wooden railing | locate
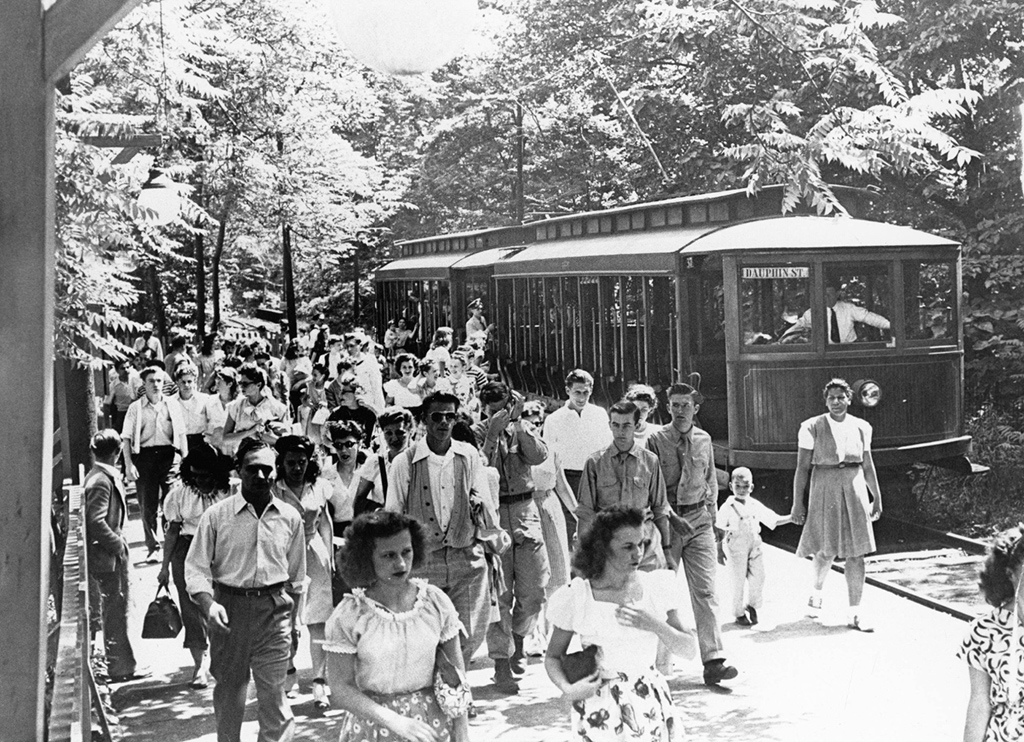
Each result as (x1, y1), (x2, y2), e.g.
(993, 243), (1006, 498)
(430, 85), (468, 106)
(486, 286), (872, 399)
(46, 481), (111, 742)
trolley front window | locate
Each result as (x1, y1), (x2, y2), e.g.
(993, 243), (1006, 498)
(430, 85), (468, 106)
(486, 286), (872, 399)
(904, 260), (956, 344)
(822, 263), (892, 347)
(741, 266), (810, 346)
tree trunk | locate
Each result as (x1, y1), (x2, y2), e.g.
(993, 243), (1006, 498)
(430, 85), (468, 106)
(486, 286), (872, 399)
(195, 231), (206, 340)
(212, 214), (227, 332)
(147, 263), (168, 344)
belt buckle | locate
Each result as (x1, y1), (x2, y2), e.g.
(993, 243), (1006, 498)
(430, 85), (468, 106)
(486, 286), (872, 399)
(838, 462), (847, 469)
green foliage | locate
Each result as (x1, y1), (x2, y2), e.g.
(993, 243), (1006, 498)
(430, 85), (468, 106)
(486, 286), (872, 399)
(914, 405), (1024, 538)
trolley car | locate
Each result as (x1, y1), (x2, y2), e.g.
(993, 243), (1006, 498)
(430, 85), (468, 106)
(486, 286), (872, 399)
(375, 185), (972, 474)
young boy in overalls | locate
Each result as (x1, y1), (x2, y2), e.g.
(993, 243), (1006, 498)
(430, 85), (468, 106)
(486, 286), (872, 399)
(716, 467), (791, 625)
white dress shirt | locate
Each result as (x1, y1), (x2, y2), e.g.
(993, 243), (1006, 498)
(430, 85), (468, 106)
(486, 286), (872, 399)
(542, 402), (613, 471)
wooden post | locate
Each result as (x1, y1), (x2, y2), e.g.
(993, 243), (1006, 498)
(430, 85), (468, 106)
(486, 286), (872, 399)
(0, 8), (59, 737)
(1, 0), (143, 738)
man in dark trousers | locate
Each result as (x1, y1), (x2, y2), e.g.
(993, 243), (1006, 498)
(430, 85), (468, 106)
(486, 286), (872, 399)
(84, 428), (145, 682)
(186, 437), (306, 742)
(476, 381), (550, 693)
(647, 382), (737, 686)
(121, 365), (188, 562)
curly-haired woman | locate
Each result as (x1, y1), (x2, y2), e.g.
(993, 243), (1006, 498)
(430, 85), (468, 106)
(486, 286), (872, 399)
(325, 511), (470, 742)
(545, 505), (695, 742)
(157, 443), (232, 688)
(960, 526), (1024, 742)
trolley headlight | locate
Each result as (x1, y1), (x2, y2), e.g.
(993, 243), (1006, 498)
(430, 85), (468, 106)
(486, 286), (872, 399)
(852, 379), (882, 408)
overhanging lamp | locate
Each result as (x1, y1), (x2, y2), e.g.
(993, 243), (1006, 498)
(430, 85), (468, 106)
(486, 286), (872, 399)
(327, 0), (479, 76)
(137, 168), (180, 225)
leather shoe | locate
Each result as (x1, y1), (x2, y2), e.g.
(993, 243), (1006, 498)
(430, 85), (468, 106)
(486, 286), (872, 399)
(746, 606), (758, 625)
(190, 667), (212, 689)
(735, 614), (752, 626)
(492, 659), (519, 694)
(702, 660), (738, 686)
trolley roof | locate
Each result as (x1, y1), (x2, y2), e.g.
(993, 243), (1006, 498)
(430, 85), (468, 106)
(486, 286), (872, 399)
(493, 216), (957, 276)
(685, 215), (959, 254)
(376, 216), (959, 280)
(373, 251), (472, 280)
(493, 226), (718, 276)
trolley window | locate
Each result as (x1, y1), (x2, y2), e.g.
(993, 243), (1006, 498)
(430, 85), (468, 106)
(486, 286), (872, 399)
(904, 260), (956, 344)
(741, 266), (810, 346)
(822, 263), (892, 347)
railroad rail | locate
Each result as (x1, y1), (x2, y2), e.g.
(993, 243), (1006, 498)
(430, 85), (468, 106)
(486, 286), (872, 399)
(764, 515), (989, 622)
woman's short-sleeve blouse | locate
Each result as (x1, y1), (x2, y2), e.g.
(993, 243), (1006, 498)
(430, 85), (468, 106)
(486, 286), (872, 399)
(957, 607), (1024, 741)
(163, 483), (227, 536)
(324, 579), (464, 695)
(547, 571), (684, 677)
(797, 414), (872, 459)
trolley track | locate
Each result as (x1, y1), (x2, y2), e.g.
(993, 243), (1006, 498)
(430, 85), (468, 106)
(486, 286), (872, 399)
(763, 515), (989, 621)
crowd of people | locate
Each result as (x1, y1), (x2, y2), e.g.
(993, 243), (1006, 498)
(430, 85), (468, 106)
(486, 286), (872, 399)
(83, 310), (908, 742)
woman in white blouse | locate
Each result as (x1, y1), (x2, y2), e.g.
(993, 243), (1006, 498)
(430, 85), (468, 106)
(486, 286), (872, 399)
(790, 378), (883, 632)
(545, 506), (695, 742)
(157, 443), (232, 689)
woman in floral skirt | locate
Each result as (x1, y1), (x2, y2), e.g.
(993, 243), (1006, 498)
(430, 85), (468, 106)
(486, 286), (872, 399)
(545, 506), (695, 742)
(325, 511), (470, 742)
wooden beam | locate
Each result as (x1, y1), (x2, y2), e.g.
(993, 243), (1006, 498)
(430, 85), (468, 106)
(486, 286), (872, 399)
(80, 134), (164, 148)
(43, 0), (145, 82)
(0, 2), (57, 738)
(111, 147), (142, 164)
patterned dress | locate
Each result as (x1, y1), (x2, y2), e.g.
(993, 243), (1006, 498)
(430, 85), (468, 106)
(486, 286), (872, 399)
(324, 579), (465, 742)
(547, 571), (684, 742)
(958, 607), (1024, 741)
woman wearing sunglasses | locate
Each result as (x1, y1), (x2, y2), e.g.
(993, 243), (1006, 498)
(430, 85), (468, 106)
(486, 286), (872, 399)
(324, 420), (368, 539)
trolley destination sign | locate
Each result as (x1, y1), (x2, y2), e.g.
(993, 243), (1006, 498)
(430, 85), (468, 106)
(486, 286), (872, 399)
(742, 266), (810, 279)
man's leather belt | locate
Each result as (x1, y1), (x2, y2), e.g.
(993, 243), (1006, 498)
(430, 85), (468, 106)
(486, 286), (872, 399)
(675, 501), (706, 513)
(499, 491), (534, 504)
(814, 462), (862, 469)
(214, 581), (287, 597)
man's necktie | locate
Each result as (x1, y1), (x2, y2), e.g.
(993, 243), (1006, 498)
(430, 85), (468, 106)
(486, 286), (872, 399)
(830, 308), (841, 344)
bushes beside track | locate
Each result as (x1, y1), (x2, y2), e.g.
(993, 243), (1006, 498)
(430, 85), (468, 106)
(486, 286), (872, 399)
(913, 405), (1024, 539)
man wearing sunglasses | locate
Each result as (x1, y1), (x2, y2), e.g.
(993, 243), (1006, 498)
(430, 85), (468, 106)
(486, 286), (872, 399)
(385, 391), (493, 673)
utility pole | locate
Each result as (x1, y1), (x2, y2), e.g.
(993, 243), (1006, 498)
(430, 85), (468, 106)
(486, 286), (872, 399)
(515, 102), (525, 224)
(282, 223), (297, 340)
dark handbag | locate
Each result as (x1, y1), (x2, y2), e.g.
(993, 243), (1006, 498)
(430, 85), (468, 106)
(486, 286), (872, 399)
(561, 644), (599, 684)
(141, 586), (183, 639)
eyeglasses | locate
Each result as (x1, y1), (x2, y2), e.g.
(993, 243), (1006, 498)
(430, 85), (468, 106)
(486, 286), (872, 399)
(428, 412), (459, 423)
(334, 440), (359, 449)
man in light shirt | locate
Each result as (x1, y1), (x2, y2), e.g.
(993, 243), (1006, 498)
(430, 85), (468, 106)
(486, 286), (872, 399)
(385, 391), (493, 670)
(169, 360), (216, 451)
(577, 400), (673, 571)
(120, 366), (188, 561)
(647, 382), (736, 686)
(541, 368), (612, 544)
(185, 438), (306, 742)
(781, 282), (890, 344)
